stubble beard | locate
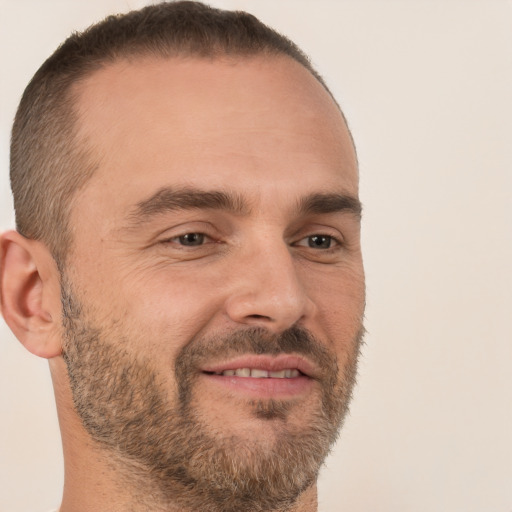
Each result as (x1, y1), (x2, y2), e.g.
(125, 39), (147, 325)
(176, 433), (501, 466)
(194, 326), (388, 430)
(61, 280), (363, 512)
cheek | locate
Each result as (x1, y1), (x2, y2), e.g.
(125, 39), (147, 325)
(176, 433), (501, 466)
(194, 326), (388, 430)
(77, 248), (228, 321)
(115, 264), (229, 347)
(303, 263), (365, 342)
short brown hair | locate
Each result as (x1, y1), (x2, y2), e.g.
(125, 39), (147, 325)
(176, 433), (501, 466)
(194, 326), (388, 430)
(10, 1), (336, 264)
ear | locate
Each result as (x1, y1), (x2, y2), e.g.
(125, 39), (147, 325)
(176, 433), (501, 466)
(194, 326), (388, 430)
(0, 230), (62, 358)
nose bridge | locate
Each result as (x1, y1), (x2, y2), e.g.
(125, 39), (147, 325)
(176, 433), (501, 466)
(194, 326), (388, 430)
(224, 233), (313, 331)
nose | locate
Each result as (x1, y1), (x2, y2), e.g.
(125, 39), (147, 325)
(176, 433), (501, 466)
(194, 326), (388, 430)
(224, 239), (316, 333)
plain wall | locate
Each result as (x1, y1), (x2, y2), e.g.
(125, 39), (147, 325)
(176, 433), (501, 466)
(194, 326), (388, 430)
(1, 1), (511, 510)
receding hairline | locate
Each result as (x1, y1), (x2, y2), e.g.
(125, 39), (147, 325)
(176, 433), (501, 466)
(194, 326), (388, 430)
(67, 51), (356, 188)
(69, 51), (348, 125)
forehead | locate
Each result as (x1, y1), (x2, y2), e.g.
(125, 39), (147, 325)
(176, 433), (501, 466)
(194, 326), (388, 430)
(71, 55), (358, 221)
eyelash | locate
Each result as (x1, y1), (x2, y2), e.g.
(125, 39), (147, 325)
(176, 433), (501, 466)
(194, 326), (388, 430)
(162, 232), (342, 250)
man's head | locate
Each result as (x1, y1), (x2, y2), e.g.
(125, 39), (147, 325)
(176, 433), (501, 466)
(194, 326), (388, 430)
(10, 0), (340, 266)
(1, 3), (364, 511)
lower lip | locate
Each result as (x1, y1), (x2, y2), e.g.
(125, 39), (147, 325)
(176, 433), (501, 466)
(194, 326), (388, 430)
(200, 373), (313, 399)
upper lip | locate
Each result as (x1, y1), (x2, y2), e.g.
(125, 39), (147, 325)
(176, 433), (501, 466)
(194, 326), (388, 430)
(200, 354), (320, 379)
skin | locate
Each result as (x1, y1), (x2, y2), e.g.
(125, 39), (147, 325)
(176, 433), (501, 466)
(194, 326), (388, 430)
(0, 55), (364, 511)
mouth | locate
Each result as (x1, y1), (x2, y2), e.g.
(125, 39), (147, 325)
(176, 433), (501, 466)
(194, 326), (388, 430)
(199, 355), (317, 399)
(201, 354), (317, 377)
(206, 368), (302, 378)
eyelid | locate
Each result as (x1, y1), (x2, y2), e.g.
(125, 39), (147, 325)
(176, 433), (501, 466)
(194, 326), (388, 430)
(154, 221), (218, 241)
(292, 223), (344, 243)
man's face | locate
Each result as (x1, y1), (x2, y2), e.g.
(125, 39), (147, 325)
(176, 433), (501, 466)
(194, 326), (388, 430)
(61, 55), (365, 509)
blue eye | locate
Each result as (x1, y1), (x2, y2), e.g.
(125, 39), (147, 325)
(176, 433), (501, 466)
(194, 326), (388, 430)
(176, 233), (205, 246)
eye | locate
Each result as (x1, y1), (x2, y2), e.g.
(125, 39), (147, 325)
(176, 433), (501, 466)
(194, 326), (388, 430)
(175, 233), (206, 246)
(308, 235), (333, 249)
(296, 234), (339, 250)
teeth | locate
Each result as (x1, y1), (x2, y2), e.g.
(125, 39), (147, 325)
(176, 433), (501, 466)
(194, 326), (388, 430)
(219, 368), (300, 378)
(251, 369), (269, 378)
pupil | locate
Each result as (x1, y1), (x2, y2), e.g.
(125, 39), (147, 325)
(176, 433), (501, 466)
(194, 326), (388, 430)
(179, 233), (204, 246)
(309, 235), (331, 249)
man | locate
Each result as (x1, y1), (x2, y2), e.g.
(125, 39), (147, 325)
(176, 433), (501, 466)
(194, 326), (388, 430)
(0, 2), (365, 511)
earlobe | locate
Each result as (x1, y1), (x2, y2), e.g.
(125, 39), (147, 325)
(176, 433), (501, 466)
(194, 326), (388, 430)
(0, 230), (62, 358)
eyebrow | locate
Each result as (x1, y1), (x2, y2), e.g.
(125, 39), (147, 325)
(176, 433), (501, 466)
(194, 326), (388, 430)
(126, 187), (362, 228)
(297, 193), (363, 219)
(128, 187), (249, 225)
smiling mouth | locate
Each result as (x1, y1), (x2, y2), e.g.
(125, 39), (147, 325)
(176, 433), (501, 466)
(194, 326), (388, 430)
(205, 368), (302, 378)
(201, 355), (317, 380)
(199, 358), (313, 399)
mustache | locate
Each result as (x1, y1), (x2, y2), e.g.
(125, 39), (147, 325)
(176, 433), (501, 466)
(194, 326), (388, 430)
(178, 326), (335, 366)
(174, 326), (339, 399)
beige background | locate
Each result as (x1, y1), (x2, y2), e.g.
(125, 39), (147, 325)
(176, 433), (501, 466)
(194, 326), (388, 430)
(1, 1), (511, 510)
